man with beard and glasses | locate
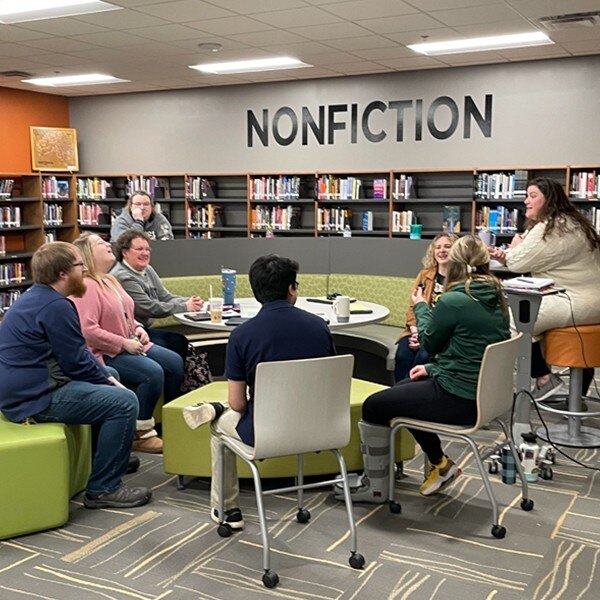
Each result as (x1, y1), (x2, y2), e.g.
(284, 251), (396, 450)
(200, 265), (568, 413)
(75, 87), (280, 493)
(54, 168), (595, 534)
(0, 242), (151, 509)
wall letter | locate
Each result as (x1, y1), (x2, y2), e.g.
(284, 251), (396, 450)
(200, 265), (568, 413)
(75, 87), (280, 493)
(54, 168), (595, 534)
(302, 106), (325, 145)
(388, 100), (412, 142)
(427, 96), (459, 140)
(328, 104), (348, 144)
(361, 101), (387, 143)
(272, 106), (298, 146)
(464, 94), (492, 138)
(247, 109), (268, 147)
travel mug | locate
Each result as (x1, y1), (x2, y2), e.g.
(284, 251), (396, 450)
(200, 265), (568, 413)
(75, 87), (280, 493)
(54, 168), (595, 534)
(221, 268), (236, 306)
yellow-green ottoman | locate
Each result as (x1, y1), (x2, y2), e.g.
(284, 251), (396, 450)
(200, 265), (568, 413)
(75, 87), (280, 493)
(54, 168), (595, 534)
(0, 417), (91, 540)
(162, 379), (415, 484)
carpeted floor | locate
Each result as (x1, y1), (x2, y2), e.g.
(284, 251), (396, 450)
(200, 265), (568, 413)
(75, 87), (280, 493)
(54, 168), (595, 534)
(2, 386), (600, 599)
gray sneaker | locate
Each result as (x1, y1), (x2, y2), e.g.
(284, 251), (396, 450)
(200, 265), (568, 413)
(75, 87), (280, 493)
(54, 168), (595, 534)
(532, 373), (566, 402)
(84, 484), (152, 509)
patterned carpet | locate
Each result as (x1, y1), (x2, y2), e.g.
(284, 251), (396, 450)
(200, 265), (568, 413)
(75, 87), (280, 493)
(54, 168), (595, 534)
(2, 387), (600, 599)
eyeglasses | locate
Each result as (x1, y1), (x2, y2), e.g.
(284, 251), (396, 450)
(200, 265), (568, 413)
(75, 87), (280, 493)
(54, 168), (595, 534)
(130, 246), (151, 253)
(294, 280), (300, 289)
(131, 202), (152, 207)
(71, 261), (87, 270)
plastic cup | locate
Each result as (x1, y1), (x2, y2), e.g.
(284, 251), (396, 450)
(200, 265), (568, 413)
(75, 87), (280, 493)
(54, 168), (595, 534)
(210, 297), (223, 323)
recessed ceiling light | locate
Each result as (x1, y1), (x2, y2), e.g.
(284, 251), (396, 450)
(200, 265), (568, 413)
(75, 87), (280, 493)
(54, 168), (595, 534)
(189, 57), (311, 75)
(197, 42), (223, 53)
(408, 32), (553, 56)
(0, 0), (121, 24)
(22, 73), (129, 87)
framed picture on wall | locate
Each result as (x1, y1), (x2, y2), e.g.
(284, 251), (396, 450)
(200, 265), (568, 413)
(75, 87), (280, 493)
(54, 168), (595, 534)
(30, 126), (79, 172)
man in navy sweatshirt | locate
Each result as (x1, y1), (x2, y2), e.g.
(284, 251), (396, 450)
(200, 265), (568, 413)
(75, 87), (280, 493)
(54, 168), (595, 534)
(0, 242), (151, 509)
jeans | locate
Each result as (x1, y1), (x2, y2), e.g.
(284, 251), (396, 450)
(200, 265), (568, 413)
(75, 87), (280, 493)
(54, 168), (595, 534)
(394, 336), (431, 383)
(363, 377), (477, 464)
(148, 328), (189, 363)
(33, 380), (138, 495)
(105, 344), (184, 421)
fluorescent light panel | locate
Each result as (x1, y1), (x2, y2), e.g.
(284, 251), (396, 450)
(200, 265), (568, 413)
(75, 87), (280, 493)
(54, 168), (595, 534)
(23, 74), (129, 87)
(0, 0), (121, 24)
(190, 57), (311, 75)
(408, 32), (553, 56)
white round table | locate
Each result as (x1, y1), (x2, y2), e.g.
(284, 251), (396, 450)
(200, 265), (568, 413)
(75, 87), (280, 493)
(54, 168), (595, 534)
(174, 297), (389, 331)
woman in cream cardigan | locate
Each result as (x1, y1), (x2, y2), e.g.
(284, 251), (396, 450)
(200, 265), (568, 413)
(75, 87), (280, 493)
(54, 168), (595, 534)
(490, 177), (600, 400)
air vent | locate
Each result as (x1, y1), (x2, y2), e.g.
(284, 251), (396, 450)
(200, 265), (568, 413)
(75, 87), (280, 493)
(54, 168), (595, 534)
(0, 70), (32, 78)
(538, 11), (600, 31)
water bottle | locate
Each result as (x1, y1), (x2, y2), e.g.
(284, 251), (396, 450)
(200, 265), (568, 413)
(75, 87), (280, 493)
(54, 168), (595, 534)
(519, 432), (539, 483)
(343, 224), (352, 238)
(501, 446), (516, 484)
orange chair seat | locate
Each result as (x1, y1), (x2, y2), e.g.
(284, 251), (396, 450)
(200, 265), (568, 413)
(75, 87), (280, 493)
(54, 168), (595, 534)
(545, 324), (600, 368)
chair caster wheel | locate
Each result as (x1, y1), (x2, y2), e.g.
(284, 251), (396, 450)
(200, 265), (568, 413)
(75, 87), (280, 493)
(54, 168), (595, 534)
(217, 523), (232, 538)
(297, 508), (311, 524)
(389, 501), (401, 514)
(262, 571), (279, 588)
(492, 525), (506, 539)
(540, 466), (553, 480)
(349, 552), (365, 569)
(520, 498), (534, 511)
(488, 461), (499, 475)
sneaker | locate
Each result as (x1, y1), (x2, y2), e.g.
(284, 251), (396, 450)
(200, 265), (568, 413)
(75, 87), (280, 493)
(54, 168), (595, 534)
(183, 402), (224, 430)
(84, 484), (152, 509)
(532, 373), (566, 402)
(211, 507), (244, 530)
(126, 454), (140, 474)
(419, 456), (461, 496)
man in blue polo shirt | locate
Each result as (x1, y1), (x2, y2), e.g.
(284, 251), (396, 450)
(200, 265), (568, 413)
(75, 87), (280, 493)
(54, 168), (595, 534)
(185, 254), (335, 530)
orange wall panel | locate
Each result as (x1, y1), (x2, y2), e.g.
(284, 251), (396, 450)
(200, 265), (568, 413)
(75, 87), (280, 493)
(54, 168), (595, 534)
(0, 87), (70, 173)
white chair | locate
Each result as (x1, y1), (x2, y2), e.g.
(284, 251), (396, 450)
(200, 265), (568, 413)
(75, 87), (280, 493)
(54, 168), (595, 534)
(387, 334), (534, 539)
(214, 354), (365, 589)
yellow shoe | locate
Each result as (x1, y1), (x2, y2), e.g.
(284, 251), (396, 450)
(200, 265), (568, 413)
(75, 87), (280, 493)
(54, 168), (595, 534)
(419, 456), (460, 496)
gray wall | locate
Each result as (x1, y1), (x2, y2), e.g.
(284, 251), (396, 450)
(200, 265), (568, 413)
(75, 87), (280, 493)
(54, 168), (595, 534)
(150, 237), (429, 278)
(71, 55), (600, 173)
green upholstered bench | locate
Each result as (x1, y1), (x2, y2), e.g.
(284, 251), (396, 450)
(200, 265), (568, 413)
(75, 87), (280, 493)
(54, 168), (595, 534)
(0, 415), (91, 540)
(162, 379), (415, 482)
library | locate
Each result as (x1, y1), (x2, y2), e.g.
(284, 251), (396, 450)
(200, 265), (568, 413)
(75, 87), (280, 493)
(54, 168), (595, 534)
(1, 1), (600, 599)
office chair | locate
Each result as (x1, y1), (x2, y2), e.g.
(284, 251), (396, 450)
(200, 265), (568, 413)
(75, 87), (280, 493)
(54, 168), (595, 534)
(387, 334), (534, 538)
(213, 354), (365, 588)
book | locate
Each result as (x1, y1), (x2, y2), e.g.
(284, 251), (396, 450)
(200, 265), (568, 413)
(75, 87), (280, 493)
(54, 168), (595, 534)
(442, 205), (461, 233)
(503, 276), (554, 290)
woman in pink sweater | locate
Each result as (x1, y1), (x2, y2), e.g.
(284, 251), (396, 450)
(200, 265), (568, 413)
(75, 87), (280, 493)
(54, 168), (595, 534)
(71, 233), (183, 453)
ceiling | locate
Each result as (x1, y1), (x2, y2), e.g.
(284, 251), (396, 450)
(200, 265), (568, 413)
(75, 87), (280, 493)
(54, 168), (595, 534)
(1, 0), (600, 96)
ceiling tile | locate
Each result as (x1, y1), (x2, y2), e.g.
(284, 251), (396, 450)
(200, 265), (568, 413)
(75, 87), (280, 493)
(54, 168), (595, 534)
(0, 27), (54, 43)
(259, 41), (341, 56)
(504, 0), (600, 19)
(453, 20), (538, 37)
(304, 50), (365, 64)
(20, 38), (102, 53)
(70, 31), (154, 48)
(562, 39), (600, 54)
(26, 53), (93, 67)
(327, 60), (392, 74)
(0, 43), (46, 58)
(72, 9), (166, 29)
(384, 28), (461, 45)
(498, 45), (571, 59)
(358, 13), (446, 35)
(405, 0), (500, 9)
(141, 0), (235, 21)
(323, 35), (400, 52)
(250, 7), (343, 28)
(126, 24), (206, 42)
(431, 4), (520, 27)
(168, 38), (249, 52)
(11, 18), (109, 36)
(227, 29), (308, 46)
(202, 0), (307, 13)
(435, 50), (506, 64)
(350, 46), (415, 61)
(291, 22), (374, 41)
(187, 16), (274, 36)
(322, 0), (418, 20)
(374, 56), (446, 69)
(546, 27), (600, 43)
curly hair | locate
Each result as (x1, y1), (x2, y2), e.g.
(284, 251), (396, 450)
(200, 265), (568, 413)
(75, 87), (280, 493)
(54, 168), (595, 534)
(526, 177), (600, 252)
(422, 233), (459, 270)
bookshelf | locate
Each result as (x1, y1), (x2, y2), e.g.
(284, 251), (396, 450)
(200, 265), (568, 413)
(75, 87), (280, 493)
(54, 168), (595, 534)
(567, 166), (600, 233)
(316, 171), (390, 237)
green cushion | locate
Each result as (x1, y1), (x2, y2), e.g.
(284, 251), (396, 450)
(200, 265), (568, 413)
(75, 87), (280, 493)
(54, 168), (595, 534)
(328, 274), (413, 328)
(162, 379), (415, 479)
(0, 416), (91, 540)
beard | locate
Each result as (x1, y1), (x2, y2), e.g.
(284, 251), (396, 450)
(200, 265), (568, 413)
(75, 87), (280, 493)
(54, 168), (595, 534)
(67, 274), (88, 298)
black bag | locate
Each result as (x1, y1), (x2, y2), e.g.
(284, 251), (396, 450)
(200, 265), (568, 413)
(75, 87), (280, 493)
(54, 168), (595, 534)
(181, 344), (212, 393)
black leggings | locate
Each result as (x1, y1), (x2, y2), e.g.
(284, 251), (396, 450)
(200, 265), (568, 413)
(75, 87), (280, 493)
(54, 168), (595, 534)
(531, 341), (594, 395)
(362, 377), (477, 464)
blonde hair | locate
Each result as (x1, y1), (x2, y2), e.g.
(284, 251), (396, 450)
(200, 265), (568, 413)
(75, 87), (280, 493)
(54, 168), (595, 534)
(445, 235), (507, 315)
(422, 233), (459, 269)
(73, 233), (118, 291)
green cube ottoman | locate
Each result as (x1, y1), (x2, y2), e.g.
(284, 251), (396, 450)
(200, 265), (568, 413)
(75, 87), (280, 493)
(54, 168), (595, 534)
(163, 379), (415, 479)
(0, 416), (91, 540)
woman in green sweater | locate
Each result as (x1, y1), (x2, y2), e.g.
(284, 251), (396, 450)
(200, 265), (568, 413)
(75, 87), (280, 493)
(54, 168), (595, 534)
(350, 235), (510, 502)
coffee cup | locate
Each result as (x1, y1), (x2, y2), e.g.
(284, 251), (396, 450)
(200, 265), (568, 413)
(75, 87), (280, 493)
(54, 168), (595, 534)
(478, 229), (497, 246)
(333, 295), (350, 323)
(409, 224), (423, 239)
(221, 268), (236, 306)
(210, 297), (223, 323)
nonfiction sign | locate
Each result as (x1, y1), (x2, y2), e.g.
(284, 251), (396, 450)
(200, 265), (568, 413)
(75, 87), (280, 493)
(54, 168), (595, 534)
(247, 95), (493, 147)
